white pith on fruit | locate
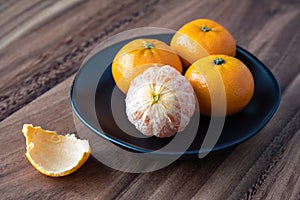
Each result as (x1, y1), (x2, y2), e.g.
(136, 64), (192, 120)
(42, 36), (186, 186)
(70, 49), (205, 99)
(125, 65), (196, 138)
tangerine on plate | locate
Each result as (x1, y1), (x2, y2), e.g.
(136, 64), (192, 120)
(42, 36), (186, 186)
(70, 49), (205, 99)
(112, 38), (183, 93)
(170, 18), (236, 69)
(185, 55), (254, 116)
(125, 65), (195, 138)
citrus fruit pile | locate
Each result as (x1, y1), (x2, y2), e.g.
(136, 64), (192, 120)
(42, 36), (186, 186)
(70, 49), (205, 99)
(112, 18), (254, 138)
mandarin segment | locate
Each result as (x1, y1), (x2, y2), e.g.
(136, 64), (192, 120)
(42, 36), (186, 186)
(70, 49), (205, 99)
(125, 65), (195, 138)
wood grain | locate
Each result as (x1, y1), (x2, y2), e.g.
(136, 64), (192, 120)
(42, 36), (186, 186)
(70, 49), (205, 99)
(0, 0), (163, 121)
(251, 130), (300, 200)
(0, 0), (300, 199)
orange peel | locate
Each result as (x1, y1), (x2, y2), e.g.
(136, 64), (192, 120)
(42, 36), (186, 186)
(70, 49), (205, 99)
(22, 124), (91, 177)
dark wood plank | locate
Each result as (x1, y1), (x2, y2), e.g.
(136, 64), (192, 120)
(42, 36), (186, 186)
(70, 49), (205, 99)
(0, 0), (299, 199)
(0, 76), (136, 199)
(1, 0), (298, 122)
(0, 0), (166, 121)
(246, 130), (300, 200)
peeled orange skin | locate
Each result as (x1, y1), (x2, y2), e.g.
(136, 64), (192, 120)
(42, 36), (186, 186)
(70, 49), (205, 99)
(170, 19), (236, 69)
(112, 38), (183, 93)
(125, 65), (196, 138)
(22, 124), (91, 177)
(185, 55), (254, 116)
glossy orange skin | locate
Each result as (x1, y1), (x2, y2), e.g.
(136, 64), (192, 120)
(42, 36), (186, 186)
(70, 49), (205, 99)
(185, 55), (254, 116)
(112, 39), (183, 93)
(171, 19), (236, 69)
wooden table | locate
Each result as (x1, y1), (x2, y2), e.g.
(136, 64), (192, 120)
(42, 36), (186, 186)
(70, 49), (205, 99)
(1, 0), (299, 199)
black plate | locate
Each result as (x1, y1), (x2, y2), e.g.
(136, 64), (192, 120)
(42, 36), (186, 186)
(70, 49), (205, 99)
(70, 34), (280, 157)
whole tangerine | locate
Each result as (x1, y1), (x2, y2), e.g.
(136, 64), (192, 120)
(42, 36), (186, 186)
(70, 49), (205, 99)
(185, 55), (254, 116)
(171, 18), (236, 69)
(112, 39), (183, 93)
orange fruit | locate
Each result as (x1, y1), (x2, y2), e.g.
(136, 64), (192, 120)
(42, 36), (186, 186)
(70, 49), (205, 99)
(112, 38), (183, 93)
(170, 18), (236, 69)
(185, 55), (254, 116)
(22, 124), (91, 177)
(126, 65), (195, 138)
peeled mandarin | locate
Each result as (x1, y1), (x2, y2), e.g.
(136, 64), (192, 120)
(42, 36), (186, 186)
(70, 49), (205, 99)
(125, 65), (196, 137)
